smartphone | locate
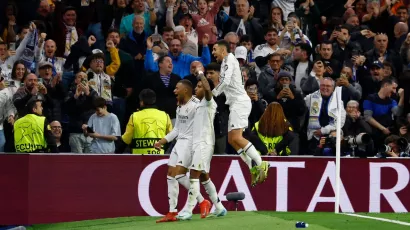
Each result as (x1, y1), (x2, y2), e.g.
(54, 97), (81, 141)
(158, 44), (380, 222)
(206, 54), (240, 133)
(152, 34), (162, 46)
(87, 126), (94, 133)
(247, 85), (257, 94)
(283, 84), (289, 89)
(38, 78), (44, 85)
(9, 42), (16, 51)
(81, 78), (88, 86)
(340, 73), (347, 80)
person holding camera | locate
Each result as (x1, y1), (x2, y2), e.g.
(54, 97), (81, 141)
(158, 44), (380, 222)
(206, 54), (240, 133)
(379, 135), (402, 158)
(343, 100), (374, 157)
(272, 71), (306, 132)
(336, 65), (362, 107)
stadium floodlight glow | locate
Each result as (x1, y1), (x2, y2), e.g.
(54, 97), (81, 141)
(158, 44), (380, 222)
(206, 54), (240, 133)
(335, 86), (342, 214)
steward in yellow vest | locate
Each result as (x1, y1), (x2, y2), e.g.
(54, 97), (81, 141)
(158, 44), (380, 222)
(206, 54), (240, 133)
(116, 89), (172, 154)
(14, 97), (59, 153)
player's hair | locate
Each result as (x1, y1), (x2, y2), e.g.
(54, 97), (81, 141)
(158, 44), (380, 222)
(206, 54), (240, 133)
(216, 39), (231, 53)
(206, 62), (221, 72)
(179, 79), (193, 93)
(258, 102), (290, 137)
(139, 89), (156, 106)
(93, 97), (107, 109)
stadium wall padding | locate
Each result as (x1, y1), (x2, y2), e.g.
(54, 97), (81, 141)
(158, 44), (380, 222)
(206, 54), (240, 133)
(0, 154), (409, 225)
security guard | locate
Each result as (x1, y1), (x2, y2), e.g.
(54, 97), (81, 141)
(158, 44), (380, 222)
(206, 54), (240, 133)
(14, 97), (59, 153)
(116, 89), (172, 154)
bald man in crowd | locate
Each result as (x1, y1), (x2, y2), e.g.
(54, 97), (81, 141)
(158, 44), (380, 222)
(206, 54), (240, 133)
(36, 39), (66, 76)
(50, 120), (70, 152)
(394, 22), (408, 51)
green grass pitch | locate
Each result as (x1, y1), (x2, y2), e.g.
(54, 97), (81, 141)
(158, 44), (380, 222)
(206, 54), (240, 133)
(26, 212), (410, 230)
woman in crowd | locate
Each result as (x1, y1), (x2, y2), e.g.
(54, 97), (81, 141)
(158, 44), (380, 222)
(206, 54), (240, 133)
(266, 6), (285, 31)
(251, 102), (298, 155)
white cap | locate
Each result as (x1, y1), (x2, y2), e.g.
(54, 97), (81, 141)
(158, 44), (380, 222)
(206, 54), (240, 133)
(234, 46), (247, 60)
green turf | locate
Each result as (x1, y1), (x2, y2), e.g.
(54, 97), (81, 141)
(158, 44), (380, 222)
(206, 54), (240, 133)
(26, 212), (410, 230)
(361, 213), (410, 223)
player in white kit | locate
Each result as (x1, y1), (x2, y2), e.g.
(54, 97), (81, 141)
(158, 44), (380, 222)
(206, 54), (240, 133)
(212, 40), (270, 186)
(154, 80), (211, 223)
(177, 70), (227, 221)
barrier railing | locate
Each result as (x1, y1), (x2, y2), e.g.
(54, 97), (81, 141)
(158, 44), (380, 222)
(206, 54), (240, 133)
(0, 154), (409, 225)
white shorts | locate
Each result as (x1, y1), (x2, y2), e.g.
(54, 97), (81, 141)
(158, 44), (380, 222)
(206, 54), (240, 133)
(168, 139), (193, 168)
(190, 142), (214, 173)
(228, 99), (252, 132)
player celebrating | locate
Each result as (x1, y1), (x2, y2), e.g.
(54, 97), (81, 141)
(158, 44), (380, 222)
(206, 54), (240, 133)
(212, 40), (270, 186)
(154, 79), (211, 223)
(177, 70), (227, 220)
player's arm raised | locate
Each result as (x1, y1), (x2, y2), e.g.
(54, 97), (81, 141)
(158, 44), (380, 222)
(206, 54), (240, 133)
(212, 55), (234, 97)
(197, 70), (213, 101)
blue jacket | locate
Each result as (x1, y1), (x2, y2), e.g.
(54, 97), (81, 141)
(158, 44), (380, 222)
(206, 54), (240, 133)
(144, 46), (211, 78)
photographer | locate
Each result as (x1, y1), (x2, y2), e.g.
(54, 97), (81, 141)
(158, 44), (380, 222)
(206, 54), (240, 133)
(315, 131), (339, 156)
(379, 135), (402, 158)
(343, 100), (374, 157)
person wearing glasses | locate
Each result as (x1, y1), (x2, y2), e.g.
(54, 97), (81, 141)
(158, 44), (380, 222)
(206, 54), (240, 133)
(50, 120), (70, 153)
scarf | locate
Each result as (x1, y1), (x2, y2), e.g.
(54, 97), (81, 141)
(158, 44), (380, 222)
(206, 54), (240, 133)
(64, 25), (78, 57)
(236, 19), (246, 37)
(21, 29), (38, 72)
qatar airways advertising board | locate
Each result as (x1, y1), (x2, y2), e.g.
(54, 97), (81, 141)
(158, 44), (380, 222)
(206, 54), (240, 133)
(0, 155), (409, 225)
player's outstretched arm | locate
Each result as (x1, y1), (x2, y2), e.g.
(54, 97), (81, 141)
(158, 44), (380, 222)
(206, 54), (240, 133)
(197, 71), (213, 101)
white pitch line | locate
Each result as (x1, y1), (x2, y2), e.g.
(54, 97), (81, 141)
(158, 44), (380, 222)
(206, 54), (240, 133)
(342, 213), (410, 226)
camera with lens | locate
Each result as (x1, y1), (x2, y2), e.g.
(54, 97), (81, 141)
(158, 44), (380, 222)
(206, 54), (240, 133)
(345, 133), (371, 146)
(325, 136), (337, 145)
(377, 137), (410, 158)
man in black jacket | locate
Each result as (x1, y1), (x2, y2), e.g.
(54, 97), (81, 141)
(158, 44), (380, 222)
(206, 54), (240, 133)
(206, 62), (229, 154)
(65, 72), (99, 153)
(141, 55), (181, 121)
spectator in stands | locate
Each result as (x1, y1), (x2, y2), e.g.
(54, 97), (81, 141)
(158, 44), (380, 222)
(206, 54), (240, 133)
(15, 25), (30, 49)
(119, 0), (156, 36)
(365, 33), (402, 75)
(393, 22), (408, 52)
(258, 53), (284, 101)
(118, 15), (147, 82)
(102, 0), (131, 33)
(36, 39), (66, 77)
(381, 135), (402, 157)
(317, 41), (341, 79)
(364, 78), (404, 149)
(145, 36), (211, 78)
(272, 71), (305, 132)
(336, 65), (362, 106)
(239, 35), (255, 64)
(0, 87), (15, 152)
(184, 61), (204, 88)
(142, 55), (181, 121)
(86, 50), (114, 108)
(394, 117), (410, 142)
(38, 61), (65, 122)
(301, 59), (325, 95)
(328, 25), (361, 63)
(83, 97), (121, 154)
(224, 32), (239, 54)
(50, 120), (70, 153)
(165, 2), (198, 45)
(245, 79), (267, 131)
(251, 102), (299, 155)
(51, 3), (83, 57)
(35, 0), (53, 36)
(305, 77), (346, 155)
(13, 73), (49, 119)
(295, 0), (320, 47)
(174, 25), (198, 56)
(279, 15), (310, 50)
(234, 46), (256, 80)
(292, 43), (312, 91)
(360, 60), (384, 102)
(223, 0), (264, 45)
(342, 100), (374, 157)
(206, 62), (228, 154)
(65, 72), (98, 153)
(265, 6), (285, 31)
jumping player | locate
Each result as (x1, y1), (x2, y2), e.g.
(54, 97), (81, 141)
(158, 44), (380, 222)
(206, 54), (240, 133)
(177, 70), (227, 220)
(212, 40), (270, 186)
(154, 80), (212, 223)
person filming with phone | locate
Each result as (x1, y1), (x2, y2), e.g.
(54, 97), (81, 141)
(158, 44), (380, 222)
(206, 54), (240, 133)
(245, 79), (267, 131)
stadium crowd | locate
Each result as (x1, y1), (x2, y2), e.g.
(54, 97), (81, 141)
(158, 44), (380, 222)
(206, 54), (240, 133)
(1, 0), (410, 157)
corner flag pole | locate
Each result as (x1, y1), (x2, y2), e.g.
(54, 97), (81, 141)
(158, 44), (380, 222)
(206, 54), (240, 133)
(335, 86), (342, 214)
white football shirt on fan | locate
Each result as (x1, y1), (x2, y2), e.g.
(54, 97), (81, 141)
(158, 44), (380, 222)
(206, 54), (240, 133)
(192, 98), (217, 145)
(253, 43), (280, 75)
(165, 97), (199, 142)
(212, 53), (249, 104)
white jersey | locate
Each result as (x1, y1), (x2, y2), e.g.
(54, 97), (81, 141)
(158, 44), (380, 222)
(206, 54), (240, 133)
(193, 98), (217, 145)
(212, 53), (249, 104)
(165, 97), (199, 142)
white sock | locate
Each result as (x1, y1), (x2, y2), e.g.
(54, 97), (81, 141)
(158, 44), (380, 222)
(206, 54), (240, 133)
(186, 179), (200, 213)
(176, 174), (205, 203)
(167, 176), (179, 213)
(238, 148), (252, 169)
(202, 179), (224, 210)
(244, 142), (262, 166)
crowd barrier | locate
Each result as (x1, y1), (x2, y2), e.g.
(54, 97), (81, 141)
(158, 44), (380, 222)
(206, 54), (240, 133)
(0, 154), (409, 225)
